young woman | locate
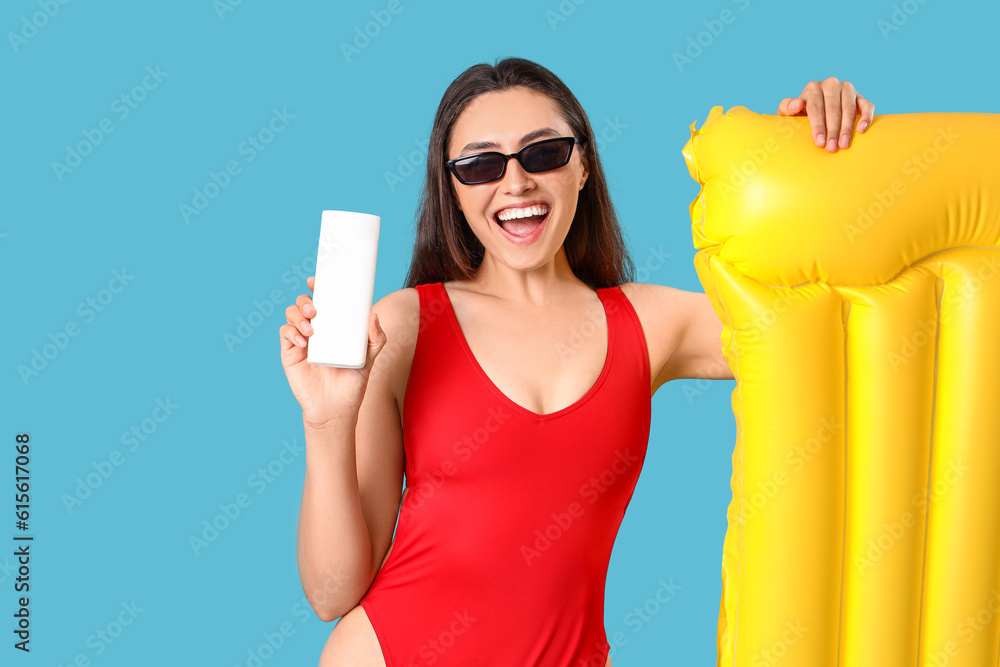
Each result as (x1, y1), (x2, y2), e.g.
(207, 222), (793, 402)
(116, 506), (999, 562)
(279, 58), (874, 667)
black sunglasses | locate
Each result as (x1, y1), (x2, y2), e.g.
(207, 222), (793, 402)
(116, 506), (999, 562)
(445, 136), (586, 185)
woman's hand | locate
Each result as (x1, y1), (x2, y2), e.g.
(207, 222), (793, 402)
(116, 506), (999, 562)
(279, 275), (387, 429)
(777, 76), (875, 153)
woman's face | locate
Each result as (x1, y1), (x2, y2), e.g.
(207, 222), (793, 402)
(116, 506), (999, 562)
(446, 86), (589, 272)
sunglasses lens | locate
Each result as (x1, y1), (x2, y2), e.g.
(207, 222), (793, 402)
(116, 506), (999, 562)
(453, 155), (504, 184)
(449, 139), (577, 184)
(521, 139), (573, 173)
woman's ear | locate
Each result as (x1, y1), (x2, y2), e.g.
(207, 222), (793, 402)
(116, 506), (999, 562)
(578, 151), (590, 191)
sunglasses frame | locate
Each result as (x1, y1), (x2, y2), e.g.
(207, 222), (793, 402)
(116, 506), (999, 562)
(445, 136), (587, 185)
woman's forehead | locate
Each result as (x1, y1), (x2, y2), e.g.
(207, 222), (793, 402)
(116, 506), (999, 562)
(450, 88), (569, 149)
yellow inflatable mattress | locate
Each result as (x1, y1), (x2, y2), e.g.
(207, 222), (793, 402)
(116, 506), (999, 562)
(682, 106), (1000, 667)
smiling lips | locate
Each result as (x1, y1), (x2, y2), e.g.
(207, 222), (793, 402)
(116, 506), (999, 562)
(496, 203), (549, 222)
(493, 203), (550, 239)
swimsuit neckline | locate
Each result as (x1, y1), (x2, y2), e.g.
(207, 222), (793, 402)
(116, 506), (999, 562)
(436, 281), (616, 421)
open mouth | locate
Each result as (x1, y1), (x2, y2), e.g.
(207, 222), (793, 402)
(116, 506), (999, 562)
(492, 205), (550, 239)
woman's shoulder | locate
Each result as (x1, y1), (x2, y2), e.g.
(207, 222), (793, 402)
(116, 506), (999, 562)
(616, 281), (692, 317)
(372, 285), (421, 335)
(370, 286), (422, 410)
(373, 279), (466, 328)
(618, 280), (711, 333)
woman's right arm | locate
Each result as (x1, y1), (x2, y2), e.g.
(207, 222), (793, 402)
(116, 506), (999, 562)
(279, 279), (409, 621)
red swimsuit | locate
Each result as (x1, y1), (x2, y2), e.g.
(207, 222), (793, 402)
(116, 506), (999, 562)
(359, 281), (652, 666)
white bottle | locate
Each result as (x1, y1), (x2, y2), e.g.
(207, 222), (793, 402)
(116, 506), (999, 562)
(307, 210), (380, 368)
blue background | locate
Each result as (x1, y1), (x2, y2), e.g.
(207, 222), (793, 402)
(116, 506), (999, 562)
(4, 0), (997, 664)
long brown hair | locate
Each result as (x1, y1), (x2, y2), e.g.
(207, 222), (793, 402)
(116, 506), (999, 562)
(403, 57), (635, 290)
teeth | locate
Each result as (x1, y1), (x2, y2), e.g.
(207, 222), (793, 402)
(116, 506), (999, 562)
(496, 205), (549, 222)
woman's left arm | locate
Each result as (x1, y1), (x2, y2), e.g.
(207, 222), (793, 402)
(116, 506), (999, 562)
(649, 78), (876, 389)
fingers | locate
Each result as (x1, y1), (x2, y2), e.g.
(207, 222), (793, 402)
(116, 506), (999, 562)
(283, 300), (314, 349)
(307, 275), (315, 292)
(838, 83), (858, 149)
(776, 97), (804, 116)
(797, 77), (873, 153)
(856, 92), (875, 133)
(821, 77), (843, 153)
(280, 323), (307, 350)
(297, 292), (316, 318)
(799, 81), (827, 149)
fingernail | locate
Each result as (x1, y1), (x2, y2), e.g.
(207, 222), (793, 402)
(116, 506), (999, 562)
(840, 133), (851, 148)
(295, 335), (306, 347)
(301, 321), (313, 334)
(858, 120), (868, 132)
(827, 138), (837, 151)
(815, 133), (825, 147)
(304, 304), (315, 316)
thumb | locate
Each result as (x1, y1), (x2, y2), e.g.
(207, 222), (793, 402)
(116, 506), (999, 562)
(369, 312), (387, 353)
(359, 312), (387, 380)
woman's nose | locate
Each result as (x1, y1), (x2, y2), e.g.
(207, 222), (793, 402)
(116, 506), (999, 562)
(501, 158), (533, 194)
